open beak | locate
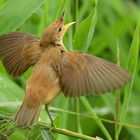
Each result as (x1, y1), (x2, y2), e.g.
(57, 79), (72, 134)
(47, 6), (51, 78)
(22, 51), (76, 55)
(60, 22), (75, 41)
(63, 22), (75, 31)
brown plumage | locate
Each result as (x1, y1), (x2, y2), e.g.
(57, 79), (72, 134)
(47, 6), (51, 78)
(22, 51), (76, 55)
(15, 48), (63, 125)
(0, 12), (131, 127)
(60, 51), (130, 97)
(0, 32), (41, 76)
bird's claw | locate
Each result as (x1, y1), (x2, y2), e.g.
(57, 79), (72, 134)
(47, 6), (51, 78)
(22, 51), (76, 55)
(48, 122), (56, 133)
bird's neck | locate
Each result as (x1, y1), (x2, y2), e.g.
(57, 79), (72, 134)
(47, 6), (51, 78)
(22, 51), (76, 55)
(39, 44), (66, 64)
(40, 37), (64, 48)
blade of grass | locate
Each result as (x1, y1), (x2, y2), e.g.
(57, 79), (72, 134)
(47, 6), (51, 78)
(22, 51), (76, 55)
(46, 0), (65, 23)
(0, 0), (45, 34)
(80, 97), (112, 140)
(73, 0), (78, 33)
(73, 0), (82, 134)
(73, 3), (97, 51)
(118, 20), (140, 135)
(0, 73), (24, 100)
(0, 0), (5, 7)
(74, 1), (111, 139)
(114, 40), (121, 140)
(56, 96), (69, 140)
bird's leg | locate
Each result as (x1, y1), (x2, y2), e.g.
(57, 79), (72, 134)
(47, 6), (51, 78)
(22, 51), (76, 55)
(45, 105), (56, 132)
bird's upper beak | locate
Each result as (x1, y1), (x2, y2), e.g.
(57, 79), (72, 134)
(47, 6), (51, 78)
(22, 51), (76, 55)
(63, 22), (75, 31)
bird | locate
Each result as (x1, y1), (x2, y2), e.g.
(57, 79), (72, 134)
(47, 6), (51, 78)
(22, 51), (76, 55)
(0, 11), (131, 127)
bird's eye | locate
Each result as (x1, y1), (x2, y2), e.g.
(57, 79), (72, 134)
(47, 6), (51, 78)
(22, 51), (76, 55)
(58, 27), (62, 32)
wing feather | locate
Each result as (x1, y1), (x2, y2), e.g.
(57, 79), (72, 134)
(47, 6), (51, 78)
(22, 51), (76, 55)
(60, 51), (131, 97)
(0, 32), (41, 76)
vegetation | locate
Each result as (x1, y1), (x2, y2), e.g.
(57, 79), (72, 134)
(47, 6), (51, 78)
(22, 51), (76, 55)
(0, 0), (140, 139)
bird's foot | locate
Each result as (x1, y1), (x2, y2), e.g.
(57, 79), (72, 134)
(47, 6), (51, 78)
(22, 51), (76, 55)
(48, 122), (56, 133)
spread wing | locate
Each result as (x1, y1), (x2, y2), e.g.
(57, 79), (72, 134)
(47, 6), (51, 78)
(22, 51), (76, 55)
(60, 51), (131, 97)
(0, 32), (41, 77)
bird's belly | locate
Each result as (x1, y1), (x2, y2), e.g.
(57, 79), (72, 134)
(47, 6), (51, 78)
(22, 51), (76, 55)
(40, 71), (61, 105)
(43, 82), (61, 105)
(26, 65), (61, 106)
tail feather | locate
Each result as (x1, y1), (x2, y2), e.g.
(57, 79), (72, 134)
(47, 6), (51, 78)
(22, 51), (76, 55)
(14, 102), (41, 127)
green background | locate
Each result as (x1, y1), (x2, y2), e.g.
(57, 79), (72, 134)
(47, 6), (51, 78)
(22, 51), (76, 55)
(0, 0), (140, 140)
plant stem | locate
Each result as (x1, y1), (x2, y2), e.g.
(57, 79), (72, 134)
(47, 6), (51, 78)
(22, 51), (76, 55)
(38, 123), (98, 140)
(118, 21), (140, 135)
(76, 98), (81, 133)
(0, 115), (98, 140)
(80, 97), (112, 140)
(73, 0), (81, 134)
(115, 89), (120, 140)
(73, 0), (78, 32)
(49, 107), (140, 129)
(115, 40), (120, 140)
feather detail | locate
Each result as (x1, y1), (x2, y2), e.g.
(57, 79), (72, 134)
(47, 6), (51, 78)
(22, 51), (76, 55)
(0, 32), (41, 76)
(60, 51), (131, 97)
(14, 101), (41, 126)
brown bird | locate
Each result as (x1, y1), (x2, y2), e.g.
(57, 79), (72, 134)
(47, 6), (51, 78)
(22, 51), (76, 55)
(0, 11), (131, 127)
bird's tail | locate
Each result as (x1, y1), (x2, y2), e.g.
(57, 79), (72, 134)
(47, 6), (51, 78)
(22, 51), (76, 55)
(14, 101), (41, 127)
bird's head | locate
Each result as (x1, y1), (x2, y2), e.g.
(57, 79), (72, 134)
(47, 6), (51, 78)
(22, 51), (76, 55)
(40, 11), (75, 47)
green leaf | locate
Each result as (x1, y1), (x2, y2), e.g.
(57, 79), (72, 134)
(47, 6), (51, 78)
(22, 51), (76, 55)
(0, 0), (45, 34)
(73, 6), (97, 51)
(0, 0), (5, 7)
(118, 21), (140, 134)
(80, 97), (112, 140)
(128, 27), (140, 74)
(0, 73), (24, 101)
(45, 0), (66, 23)
(0, 73), (24, 113)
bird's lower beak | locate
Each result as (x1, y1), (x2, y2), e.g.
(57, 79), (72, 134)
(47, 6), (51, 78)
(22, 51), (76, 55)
(60, 22), (75, 41)
(63, 22), (75, 31)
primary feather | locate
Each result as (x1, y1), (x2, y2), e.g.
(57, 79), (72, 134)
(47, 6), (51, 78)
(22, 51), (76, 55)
(60, 51), (131, 97)
(0, 32), (41, 76)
